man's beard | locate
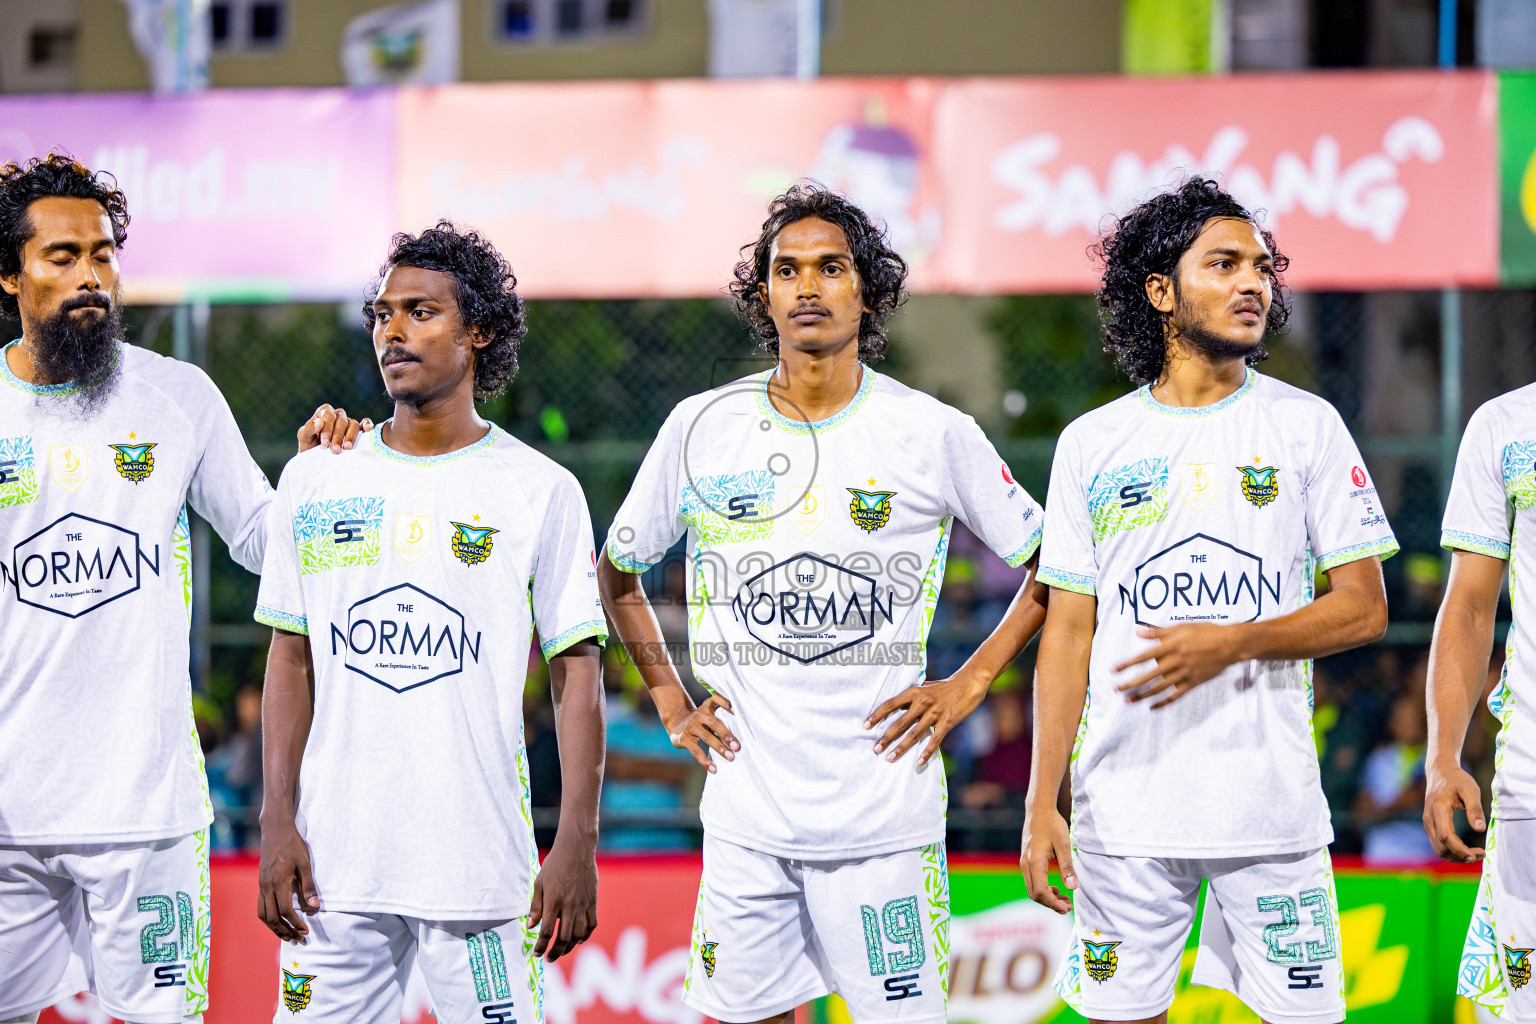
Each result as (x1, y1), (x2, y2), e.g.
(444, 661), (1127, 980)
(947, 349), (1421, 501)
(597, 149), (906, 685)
(1170, 295), (1267, 366)
(31, 289), (124, 414)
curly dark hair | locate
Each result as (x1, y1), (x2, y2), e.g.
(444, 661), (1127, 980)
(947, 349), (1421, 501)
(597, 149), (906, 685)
(1091, 176), (1290, 385)
(362, 220), (526, 401)
(0, 152), (130, 321)
(731, 183), (908, 362)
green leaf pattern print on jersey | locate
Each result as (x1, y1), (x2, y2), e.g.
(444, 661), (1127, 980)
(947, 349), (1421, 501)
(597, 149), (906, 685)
(0, 435), (37, 508)
(1087, 457), (1169, 542)
(293, 496), (384, 575)
(679, 470), (776, 546)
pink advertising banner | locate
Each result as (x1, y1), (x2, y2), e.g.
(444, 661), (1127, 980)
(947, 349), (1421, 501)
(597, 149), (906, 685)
(0, 73), (1499, 301)
(935, 71), (1499, 293)
(0, 89), (395, 303)
(395, 78), (942, 297)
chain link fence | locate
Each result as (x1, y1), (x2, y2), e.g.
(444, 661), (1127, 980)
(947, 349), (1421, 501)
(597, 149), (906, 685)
(132, 286), (1531, 854)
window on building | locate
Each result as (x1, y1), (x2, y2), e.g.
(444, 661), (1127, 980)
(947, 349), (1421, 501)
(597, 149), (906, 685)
(27, 25), (77, 70)
(211, 0), (286, 52)
(491, 0), (645, 46)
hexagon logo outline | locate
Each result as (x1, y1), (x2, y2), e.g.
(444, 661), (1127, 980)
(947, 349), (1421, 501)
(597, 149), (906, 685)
(1129, 532), (1267, 628)
(737, 552), (880, 665)
(335, 581), (474, 693)
(11, 512), (151, 618)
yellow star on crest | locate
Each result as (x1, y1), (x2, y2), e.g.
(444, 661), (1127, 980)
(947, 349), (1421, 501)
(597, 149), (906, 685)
(472, 514), (481, 522)
(1092, 929), (1101, 937)
(128, 432), (137, 439)
(867, 477), (877, 486)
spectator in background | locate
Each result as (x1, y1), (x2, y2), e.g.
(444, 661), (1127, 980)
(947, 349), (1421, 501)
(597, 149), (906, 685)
(205, 685), (264, 851)
(1355, 692), (1435, 863)
(601, 659), (703, 850)
(960, 682), (1030, 811)
(524, 662), (563, 851)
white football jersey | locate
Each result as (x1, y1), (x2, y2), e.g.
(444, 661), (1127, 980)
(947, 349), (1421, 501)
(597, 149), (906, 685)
(255, 424), (606, 918)
(606, 367), (1043, 859)
(1442, 383), (1536, 821)
(1038, 369), (1399, 857)
(0, 341), (271, 843)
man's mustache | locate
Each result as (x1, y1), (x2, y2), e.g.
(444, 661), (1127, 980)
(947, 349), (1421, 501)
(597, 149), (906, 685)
(60, 292), (112, 313)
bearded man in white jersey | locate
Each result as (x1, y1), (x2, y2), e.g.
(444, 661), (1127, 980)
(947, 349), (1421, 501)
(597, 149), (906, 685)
(0, 153), (365, 1024)
(1024, 177), (1398, 1024)
(255, 222), (606, 1024)
(1425, 385), (1536, 1021)
(599, 183), (1050, 1024)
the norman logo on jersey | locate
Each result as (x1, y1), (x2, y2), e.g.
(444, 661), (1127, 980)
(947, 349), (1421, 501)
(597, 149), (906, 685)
(1082, 940), (1120, 983)
(281, 969), (315, 1012)
(1238, 464), (1280, 507)
(1507, 944), (1533, 989)
(451, 521), (498, 565)
(295, 496), (384, 575)
(3, 513), (161, 618)
(330, 582), (482, 692)
(0, 436), (37, 508)
(847, 488), (896, 533)
(1117, 534), (1279, 628)
(731, 553), (899, 663)
(110, 442), (156, 483)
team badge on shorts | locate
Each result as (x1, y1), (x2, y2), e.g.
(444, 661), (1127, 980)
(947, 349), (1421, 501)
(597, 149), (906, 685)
(450, 521), (498, 565)
(110, 442), (156, 483)
(282, 968), (316, 1012)
(1506, 944), (1533, 989)
(700, 931), (719, 977)
(1237, 465), (1279, 507)
(847, 488), (896, 533)
(1082, 940), (1121, 983)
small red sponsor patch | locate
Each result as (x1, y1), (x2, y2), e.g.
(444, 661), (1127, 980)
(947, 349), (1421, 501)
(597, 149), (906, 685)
(1351, 466), (1368, 488)
(1001, 462), (1015, 484)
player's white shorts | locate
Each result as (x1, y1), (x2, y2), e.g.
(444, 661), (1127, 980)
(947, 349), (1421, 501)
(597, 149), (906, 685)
(275, 910), (543, 1024)
(1053, 846), (1344, 1024)
(0, 830), (210, 1024)
(682, 833), (949, 1024)
(1460, 817), (1536, 1023)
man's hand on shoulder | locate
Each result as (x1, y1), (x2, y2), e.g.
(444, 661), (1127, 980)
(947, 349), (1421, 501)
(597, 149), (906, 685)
(297, 404), (373, 454)
(529, 833), (598, 962)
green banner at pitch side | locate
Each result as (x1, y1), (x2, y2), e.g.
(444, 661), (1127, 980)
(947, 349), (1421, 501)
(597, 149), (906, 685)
(1501, 73), (1536, 284)
(812, 866), (1482, 1024)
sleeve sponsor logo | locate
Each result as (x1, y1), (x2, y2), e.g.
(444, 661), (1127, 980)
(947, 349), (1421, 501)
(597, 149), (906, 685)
(1351, 465), (1369, 488)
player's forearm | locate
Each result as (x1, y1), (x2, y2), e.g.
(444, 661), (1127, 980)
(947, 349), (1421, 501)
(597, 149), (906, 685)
(597, 555), (696, 722)
(550, 642), (605, 847)
(1426, 598), (1497, 771)
(1027, 620), (1090, 816)
(955, 562), (1049, 692)
(1226, 561), (1387, 664)
(259, 629), (314, 826)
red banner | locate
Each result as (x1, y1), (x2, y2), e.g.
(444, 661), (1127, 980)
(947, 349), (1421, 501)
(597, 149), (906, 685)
(42, 855), (705, 1024)
(935, 71), (1497, 293)
(398, 72), (1497, 296)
